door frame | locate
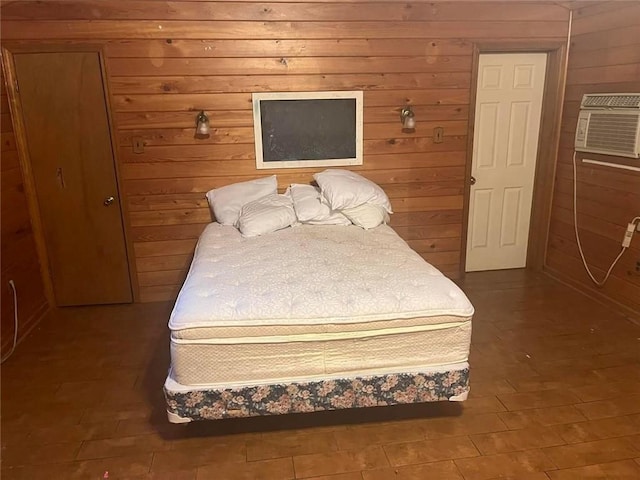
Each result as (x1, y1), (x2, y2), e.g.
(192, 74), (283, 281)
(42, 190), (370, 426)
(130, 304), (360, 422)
(1, 43), (139, 304)
(460, 40), (569, 276)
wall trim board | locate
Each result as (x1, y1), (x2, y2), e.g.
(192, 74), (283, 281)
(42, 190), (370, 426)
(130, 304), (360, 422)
(1, 46), (55, 307)
(544, 266), (640, 324)
(1, 43), (138, 305)
(1, 56), (50, 355)
(460, 39), (569, 277)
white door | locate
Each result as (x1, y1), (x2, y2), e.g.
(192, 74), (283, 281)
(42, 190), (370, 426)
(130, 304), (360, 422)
(466, 53), (547, 272)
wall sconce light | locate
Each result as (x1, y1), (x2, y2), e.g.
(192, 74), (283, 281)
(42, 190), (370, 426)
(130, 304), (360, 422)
(195, 110), (210, 139)
(400, 106), (416, 133)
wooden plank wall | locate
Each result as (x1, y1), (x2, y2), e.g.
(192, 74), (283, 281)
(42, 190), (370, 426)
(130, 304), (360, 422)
(1, 1), (570, 303)
(545, 1), (640, 316)
(0, 70), (49, 355)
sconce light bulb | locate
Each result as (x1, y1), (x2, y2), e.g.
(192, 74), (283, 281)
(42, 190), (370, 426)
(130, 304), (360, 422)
(197, 121), (209, 135)
(195, 111), (210, 138)
(404, 115), (416, 129)
(400, 106), (416, 133)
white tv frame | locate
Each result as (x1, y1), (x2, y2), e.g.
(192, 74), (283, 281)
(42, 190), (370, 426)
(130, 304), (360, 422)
(252, 91), (363, 170)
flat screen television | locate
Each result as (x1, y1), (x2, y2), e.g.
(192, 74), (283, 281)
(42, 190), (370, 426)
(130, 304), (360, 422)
(252, 91), (363, 169)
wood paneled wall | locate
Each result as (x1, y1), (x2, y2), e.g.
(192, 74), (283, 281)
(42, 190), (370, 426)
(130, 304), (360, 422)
(545, 2), (640, 317)
(1, 1), (570, 303)
(1, 70), (49, 355)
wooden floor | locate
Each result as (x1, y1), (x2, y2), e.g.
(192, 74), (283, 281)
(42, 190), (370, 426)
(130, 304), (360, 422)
(1, 270), (640, 479)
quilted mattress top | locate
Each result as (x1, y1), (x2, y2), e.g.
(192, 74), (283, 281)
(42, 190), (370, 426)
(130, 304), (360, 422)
(169, 223), (474, 330)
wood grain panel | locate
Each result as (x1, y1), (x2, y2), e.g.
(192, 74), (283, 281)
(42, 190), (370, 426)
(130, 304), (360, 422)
(1, 2), (569, 22)
(128, 193), (208, 212)
(392, 195), (463, 213)
(391, 224), (462, 240)
(1, 227), (41, 273)
(1, 20), (568, 41)
(380, 180), (465, 196)
(0, 92), (9, 113)
(115, 110), (253, 129)
(0, 1), (571, 302)
(549, 221), (639, 274)
(407, 237), (462, 254)
(567, 44), (640, 70)
(0, 150), (20, 171)
(1, 113), (13, 132)
(109, 74), (472, 95)
(554, 176), (640, 210)
(108, 56), (473, 76)
(112, 93), (251, 112)
(129, 208), (212, 227)
(136, 253), (193, 273)
(570, 3), (640, 35)
(420, 250), (461, 265)
(564, 81), (640, 102)
(119, 145), (467, 167)
(103, 38), (473, 58)
(546, 250), (640, 312)
(553, 191), (639, 230)
(123, 165), (465, 186)
(126, 182), (466, 214)
(121, 144), (254, 164)
(364, 136), (468, 155)
(570, 1), (635, 19)
(112, 87), (469, 112)
(2, 131), (16, 151)
(138, 284), (182, 303)
(555, 160), (640, 192)
(544, 1), (640, 317)
(566, 64), (640, 86)
(115, 121), (468, 148)
(131, 223), (207, 243)
(137, 269), (187, 288)
(551, 205), (639, 248)
(389, 210), (462, 227)
(114, 104), (468, 129)
(112, 89), (470, 113)
(134, 239), (198, 258)
(568, 25), (640, 53)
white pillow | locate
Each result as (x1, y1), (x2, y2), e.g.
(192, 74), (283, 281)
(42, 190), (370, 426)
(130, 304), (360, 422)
(313, 169), (393, 213)
(236, 194), (297, 237)
(205, 175), (277, 225)
(305, 211), (352, 226)
(289, 184), (351, 225)
(342, 204), (390, 230)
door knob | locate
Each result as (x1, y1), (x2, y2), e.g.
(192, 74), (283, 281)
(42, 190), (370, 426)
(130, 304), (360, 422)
(470, 176), (476, 185)
(103, 196), (115, 206)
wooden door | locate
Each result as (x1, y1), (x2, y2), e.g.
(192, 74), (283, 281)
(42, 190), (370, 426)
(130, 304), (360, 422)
(466, 53), (547, 272)
(14, 52), (132, 305)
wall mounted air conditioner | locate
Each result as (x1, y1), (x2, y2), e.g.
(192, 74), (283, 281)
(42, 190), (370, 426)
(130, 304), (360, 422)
(574, 93), (640, 158)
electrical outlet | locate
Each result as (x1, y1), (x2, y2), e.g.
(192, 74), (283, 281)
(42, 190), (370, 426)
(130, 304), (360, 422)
(433, 127), (444, 144)
(132, 136), (145, 154)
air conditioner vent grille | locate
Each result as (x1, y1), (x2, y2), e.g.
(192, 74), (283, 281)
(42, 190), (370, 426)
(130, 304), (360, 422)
(581, 94), (640, 109)
(585, 113), (640, 155)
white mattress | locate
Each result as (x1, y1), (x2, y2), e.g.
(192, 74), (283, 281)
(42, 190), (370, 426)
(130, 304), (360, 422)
(169, 223), (473, 386)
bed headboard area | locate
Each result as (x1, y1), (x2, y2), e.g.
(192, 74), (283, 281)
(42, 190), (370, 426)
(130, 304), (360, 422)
(0, 1), (572, 302)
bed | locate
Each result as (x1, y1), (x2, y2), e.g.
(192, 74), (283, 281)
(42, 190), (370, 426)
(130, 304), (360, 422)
(163, 222), (473, 423)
